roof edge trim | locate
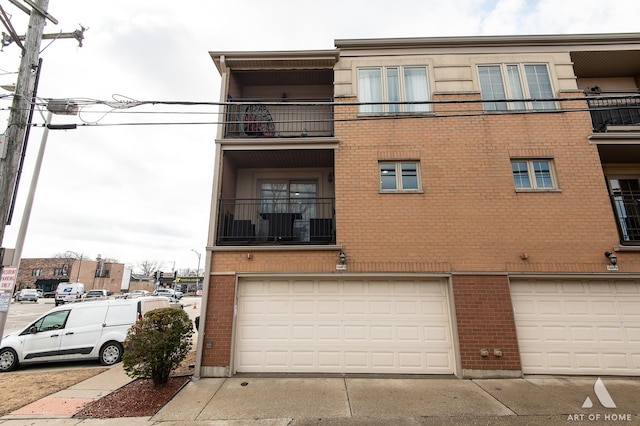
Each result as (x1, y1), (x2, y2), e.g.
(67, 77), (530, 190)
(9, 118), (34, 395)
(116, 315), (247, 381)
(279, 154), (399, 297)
(335, 32), (640, 49)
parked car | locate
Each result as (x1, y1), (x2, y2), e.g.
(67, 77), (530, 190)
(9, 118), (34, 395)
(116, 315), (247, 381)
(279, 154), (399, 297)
(159, 294), (183, 309)
(84, 289), (111, 299)
(55, 282), (85, 306)
(0, 296), (171, 372)
(152, 288), (183, 299)
(123, 290), (150, 299)
(14, 289), (39, 303)
(35, 289), (43, 298)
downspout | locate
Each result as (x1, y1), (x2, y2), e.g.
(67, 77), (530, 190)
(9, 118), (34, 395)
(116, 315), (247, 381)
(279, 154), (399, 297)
(193, 54), (227, 380)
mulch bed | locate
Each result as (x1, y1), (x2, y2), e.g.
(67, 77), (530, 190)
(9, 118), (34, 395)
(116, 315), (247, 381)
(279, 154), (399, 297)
(73, 375), (192, 418)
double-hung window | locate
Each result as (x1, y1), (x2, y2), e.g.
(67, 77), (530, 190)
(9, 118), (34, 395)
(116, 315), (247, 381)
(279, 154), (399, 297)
(379, 161), (421, 191)
(358, 66), (430, 114)
(478, 64), (555, 111)
(511, 159), (557, 190)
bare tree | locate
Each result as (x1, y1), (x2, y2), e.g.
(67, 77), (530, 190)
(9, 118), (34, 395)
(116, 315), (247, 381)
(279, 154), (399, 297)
(138, 260), (165, 276)
(178, 267), (197, 277)
(52, 251), (89, 260)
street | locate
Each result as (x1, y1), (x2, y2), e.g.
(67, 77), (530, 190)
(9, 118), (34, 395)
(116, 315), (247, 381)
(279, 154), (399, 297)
(5, 295), (201, 332)
(1, 295), (202, 371)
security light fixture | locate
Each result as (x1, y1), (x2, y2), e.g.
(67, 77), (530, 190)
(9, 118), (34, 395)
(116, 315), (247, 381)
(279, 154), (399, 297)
(339, 251), (346, 265)
(605, 251), (617, 266)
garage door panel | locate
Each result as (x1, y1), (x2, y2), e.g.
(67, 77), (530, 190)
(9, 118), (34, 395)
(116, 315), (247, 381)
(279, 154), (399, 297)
(292, 300), (314, 314)
(627, 326), (640, 343)
(619, 301), (640, 318)
(236, 278), (454, 374)
(512, 279), (640, 375)
(292, 352), (313, 366)
(570, 327), (596, 342)
(370, 301), (392, 314)
(424, 326), (449, 342)
(371, 326), (393, 340)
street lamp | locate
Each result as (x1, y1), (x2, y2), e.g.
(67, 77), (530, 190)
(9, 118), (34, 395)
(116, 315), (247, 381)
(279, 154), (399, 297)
(0, 99), (78, 348)
(191, 249), (201, 293)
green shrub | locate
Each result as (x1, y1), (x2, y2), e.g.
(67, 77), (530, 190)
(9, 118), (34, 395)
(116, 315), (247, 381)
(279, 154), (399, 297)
(122, 308), (194, 385)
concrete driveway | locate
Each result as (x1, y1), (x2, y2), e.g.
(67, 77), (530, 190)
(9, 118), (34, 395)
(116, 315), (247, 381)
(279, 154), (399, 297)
(153, 375), (640, 425)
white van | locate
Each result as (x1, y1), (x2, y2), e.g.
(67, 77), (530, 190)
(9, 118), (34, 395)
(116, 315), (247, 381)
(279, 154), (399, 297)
(55, 282), (85, 306)
(0, 296), (170, 372)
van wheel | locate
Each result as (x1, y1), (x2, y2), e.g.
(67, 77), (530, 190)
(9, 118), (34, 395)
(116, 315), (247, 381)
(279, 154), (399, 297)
(0, 348), (19, 372)
(99, 341), (123, 366)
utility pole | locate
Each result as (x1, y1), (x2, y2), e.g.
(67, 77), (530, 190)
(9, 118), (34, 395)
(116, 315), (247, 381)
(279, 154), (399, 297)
(0, 0), (82, 347)
(0, 0), (50, 349)
(0, 0), (49, 251)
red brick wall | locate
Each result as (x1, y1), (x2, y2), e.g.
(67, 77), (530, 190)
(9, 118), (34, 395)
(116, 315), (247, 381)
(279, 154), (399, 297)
(452, 274), (521, 371)
(200, 274), (235, 367)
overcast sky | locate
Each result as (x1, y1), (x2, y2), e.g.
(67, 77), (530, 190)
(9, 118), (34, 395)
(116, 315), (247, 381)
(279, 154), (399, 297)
(0, 0), (638, 274)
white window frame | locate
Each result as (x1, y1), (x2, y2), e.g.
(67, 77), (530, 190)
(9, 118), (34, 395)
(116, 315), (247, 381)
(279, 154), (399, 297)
(358, 66), (431, 114)
(379, 161), (422, 192)
(478, 63), (556, 111)
(511, 159), (558, 191)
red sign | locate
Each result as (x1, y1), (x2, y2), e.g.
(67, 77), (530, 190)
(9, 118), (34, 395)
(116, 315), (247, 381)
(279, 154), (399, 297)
(0, 266), (18, 291)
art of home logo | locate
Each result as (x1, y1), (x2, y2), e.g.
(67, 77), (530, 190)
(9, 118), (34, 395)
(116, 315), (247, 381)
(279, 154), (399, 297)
(566, 378), (632, 422)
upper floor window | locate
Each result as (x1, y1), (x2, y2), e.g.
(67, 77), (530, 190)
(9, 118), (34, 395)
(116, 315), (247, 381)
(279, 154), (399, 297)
(358, 66), (430, 114)
(511, 159), (557, 190)
(478, 64), (555, 111)
(31, 268), (42, 277)
(379, 161), (421, 192)
(53, 267), (63, 276)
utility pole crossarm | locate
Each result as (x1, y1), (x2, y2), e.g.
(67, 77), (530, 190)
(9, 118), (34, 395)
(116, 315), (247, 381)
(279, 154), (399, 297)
(2, 26), (87, 48)
(0, 5), (24, 50)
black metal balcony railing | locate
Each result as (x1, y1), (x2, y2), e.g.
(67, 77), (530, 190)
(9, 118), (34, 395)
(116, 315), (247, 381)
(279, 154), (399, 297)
(610, 192), (640, 244)
(224, 99), (334, 138)
(217, 198), (336, 245)
(586, 93), (640, 132)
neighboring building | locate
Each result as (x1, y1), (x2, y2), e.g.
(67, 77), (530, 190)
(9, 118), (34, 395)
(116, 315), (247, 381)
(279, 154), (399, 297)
(17, 256), (126, 296)
(197, 33), (640, 379)
(124, 273), (204, 294)
(125, 273), (154, 293)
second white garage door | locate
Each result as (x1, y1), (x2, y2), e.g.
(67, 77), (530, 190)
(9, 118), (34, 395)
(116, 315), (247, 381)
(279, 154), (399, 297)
(235, 278), (455, 374)
(511, 279), (640, 376)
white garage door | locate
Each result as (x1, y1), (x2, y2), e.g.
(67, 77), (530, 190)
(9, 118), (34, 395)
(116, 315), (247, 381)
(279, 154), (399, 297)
(511, 279), (640, 375)
(235, 278), (455, 374)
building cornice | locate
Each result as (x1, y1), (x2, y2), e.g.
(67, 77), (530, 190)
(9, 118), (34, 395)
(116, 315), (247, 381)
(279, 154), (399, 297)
(335, 32), (640, 50)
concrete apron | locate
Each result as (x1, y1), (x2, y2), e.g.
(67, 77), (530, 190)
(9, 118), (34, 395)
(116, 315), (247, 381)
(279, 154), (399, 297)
(153, 376), (640, 424)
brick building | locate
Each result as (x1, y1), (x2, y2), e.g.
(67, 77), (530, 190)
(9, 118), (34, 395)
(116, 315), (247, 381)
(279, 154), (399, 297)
(17, 256), (126, 296)
(196, 33), (640, 378)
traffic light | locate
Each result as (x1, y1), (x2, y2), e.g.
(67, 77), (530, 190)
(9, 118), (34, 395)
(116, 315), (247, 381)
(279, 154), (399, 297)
(153, 271), (157, 280)
(159, 271), (164, 279)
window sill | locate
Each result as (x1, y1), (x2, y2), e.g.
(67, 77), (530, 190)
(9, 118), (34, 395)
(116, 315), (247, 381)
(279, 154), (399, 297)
(514, 188), (562, 193)
(379, 189), (424, 194)
(614, 245), (640, 251)
(483, 108), (559, 114)
(358, 112), (434, 118)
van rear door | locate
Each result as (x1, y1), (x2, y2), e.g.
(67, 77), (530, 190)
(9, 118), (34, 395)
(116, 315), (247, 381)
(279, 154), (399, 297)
(58, 304), (109, 360)
(103, 302), (138, 327)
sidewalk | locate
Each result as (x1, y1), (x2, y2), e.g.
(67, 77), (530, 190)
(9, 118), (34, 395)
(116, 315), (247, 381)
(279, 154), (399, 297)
(1, 364), (639, 425)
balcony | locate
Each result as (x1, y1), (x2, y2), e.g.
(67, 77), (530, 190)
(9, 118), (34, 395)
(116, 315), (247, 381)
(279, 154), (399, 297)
(611, 192), (640, 245)
(217, 198), (336, 245)
(586, 92), (640, 132)
(223, 99), (334, 138)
